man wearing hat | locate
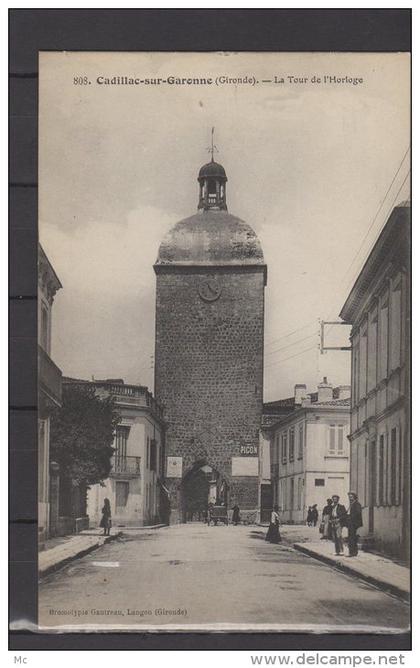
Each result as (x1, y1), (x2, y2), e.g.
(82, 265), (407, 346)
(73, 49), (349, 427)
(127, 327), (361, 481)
(347, 491), (363, 557)
(330, 494), (347, 555)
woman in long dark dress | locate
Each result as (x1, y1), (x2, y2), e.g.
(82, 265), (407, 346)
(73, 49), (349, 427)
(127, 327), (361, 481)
(265, 505), (281, 543)
(306, 506), (314, 526)
(232, 505), (241, 526)
(100, 497), (112, 536)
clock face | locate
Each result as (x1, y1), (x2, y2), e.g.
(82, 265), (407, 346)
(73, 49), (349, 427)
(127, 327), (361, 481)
(198, 277), (222, 302)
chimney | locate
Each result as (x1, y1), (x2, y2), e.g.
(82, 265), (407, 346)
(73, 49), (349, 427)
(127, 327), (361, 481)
(317, 376), (333, 402)
(294, 384), (307, 405)
(336, 385), (351, 400)
(302, 394), (312, 407)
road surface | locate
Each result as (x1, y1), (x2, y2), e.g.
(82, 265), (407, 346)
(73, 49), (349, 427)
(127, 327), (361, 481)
(39, 523), (409, 632)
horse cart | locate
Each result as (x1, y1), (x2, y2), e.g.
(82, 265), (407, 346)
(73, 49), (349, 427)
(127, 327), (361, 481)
(208, 505), (229, 526)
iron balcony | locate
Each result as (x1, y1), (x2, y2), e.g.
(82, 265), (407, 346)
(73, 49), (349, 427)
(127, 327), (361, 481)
(110, 455), (141, 479)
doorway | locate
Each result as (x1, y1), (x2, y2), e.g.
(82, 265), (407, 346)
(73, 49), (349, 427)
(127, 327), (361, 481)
(180, 462), (228, 522)
(289, 477), (295, 522)
(369, 438), (376, 534)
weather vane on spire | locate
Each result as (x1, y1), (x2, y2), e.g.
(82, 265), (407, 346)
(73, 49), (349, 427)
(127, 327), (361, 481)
(207, 126), (219, 162)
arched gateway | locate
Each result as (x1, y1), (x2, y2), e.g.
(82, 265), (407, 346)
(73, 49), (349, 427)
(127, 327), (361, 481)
(154, 149), (266, 523)
(180, 461), (229, 523)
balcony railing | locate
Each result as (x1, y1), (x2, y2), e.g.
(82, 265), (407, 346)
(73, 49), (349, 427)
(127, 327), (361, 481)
(110, 455), (141, 478)
(97, 383), (164, 420)
(38, 345), (62, 408)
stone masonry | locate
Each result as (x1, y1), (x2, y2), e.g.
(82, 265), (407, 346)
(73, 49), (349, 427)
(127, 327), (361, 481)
(155, 267), (265, 512)
(154, 161), (266, 520)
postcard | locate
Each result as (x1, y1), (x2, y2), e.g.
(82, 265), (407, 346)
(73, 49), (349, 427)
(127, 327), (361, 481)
(37, 51), (410, 633)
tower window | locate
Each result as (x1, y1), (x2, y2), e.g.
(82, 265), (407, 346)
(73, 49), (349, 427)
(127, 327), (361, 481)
(208, 178), (216, 194)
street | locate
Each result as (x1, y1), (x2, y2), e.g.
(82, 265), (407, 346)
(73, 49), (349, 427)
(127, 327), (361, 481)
(39, 524), (409, 632)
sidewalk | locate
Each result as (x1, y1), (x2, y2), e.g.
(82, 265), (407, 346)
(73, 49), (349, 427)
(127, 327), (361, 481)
(39, 528), (121, 577)
(281, 525), (410, 602)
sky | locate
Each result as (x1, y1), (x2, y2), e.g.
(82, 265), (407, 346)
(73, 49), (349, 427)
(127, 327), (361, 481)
(39, 52), (410, 402)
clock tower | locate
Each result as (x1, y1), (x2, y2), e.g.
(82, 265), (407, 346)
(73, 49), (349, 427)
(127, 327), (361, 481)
(154, 154), (267, 523)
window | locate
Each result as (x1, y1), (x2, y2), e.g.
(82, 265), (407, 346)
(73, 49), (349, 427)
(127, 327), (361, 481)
(297, 478), (302, 509)
(115, 426), (130, 463)
(352, 343), (359, 406)
(390, 283), (401, 371)
(367, 312), (378, 392)
(150, 439), (157, 472)
(364, 441), (371, 507)
(40, 303), (49, 351)
(378, 300), (389, 381)
(390, 427), (399, 505)
(289, 428), (295, 462)
(378, 434), (385, 505)
(271, 434), (280, 478)
(298, 424), (304, 459)
(328, 424), (345, 456)
(115, 481), (129, 508)
(208, 179), (216, 195)
(275, 435), (280, 464)
(315, 478), (325, 487)
(281, 433), (287, 464)
(358, 328), (367, 399)
(38, 420), (47, 499)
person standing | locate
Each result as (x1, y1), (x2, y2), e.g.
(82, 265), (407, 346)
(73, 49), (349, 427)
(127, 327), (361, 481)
(347, 491), (363, 556)
(265, 505), (281, 543)
(306, 506), (313, 526)
(207, 501), (215, 526)
(100, 497), (112, 536)
(312, 504), (319, 527)
(160, 493), (171, 526)
(321, 498), (333, 540)
(330, 494), (347, 555)
(232, 504), (241, 526)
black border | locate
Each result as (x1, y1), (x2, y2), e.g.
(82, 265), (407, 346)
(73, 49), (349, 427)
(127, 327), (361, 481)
(9, 7), (412, 652)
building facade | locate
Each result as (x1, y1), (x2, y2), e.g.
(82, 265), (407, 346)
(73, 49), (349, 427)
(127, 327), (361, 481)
(83, 380), (166, 527)
(266, 380), (350, 524)
(38, 245), (63, 543)
(154, 158), (266, 522)
(258, 430), (272, 524)
(340, 202), (410, 560)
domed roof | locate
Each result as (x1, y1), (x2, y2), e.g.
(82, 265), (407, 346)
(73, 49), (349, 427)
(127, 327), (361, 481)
(198, 161), (227, 180)
(155, 210), (265, 267)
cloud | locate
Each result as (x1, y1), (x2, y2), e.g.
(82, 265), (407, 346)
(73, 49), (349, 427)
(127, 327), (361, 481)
(40, 204), (177, 387)
(41, 204), (176, 299)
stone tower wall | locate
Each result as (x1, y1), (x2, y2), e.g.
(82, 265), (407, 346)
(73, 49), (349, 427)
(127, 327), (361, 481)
(155, 266), (265, 511)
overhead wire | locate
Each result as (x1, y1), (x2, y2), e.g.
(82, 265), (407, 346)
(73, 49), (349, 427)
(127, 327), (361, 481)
(265, 150), (410, 377)
(339, 146), (410, 287)
(264, 319), (318, 347)
(264, 344), (318, 368)
(320, 154), (411, 345)
(265, 331), (318, 357)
